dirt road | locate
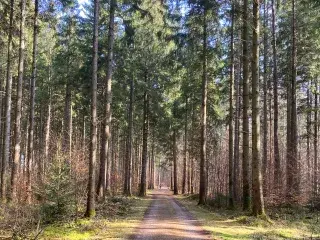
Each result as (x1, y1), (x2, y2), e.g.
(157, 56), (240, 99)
(130, 189), (211, 240)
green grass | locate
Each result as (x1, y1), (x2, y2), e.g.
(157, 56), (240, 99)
(176, 195), (320, 240)
(40, 196), (151, 240)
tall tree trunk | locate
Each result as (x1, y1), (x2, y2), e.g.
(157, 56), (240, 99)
(173, 129), (178, 195)
(287, 0), (299, 202)
(190, 98), (195, 195)
(63, 82), (72, 161)
(97, 0), (116, 199)
(26, 0), (38, 203)
(85, 0), (99, 218)
(0, 60), (5, 200)
(307, 80), (311, 187)
(272, 0), (280, 193)
(233, 35), (241, 203)
(199, 4), (208, 205)
(63, 17), (73, 163)
(158, 162), (161, 189)
(124, 77), (134, 196)
(110, 126), (115, 194)
(0, 0), (14, 202)
(38, 100), (44, 179)
(182, 97), (188, 194)
(286, 75), (292, 197)
(136, 139), (141, 189)
(82, 115), (86, 149)
(147, 133), (153, 190)
(228, 0), (235, 209)
(111, 124), (119, 195)
(170, 165), (173, 190)
(10, 0), (26, 202)
(151, 135), (155, 189)
(314, 80), (318, 195)
(187, 155), (191, 193)
(24, 111), (29, 178)
(44, 87), (51, 162)
(242, 0), (251, 210)
(262, 0), (268, 190)
(132, 139), (136, 190)
(148, 151), (151, 189)
(139, 81), (149, 197)
(252, 0), (265, 216)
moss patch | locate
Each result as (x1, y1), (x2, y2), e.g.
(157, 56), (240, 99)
(176, 195), (320, 240)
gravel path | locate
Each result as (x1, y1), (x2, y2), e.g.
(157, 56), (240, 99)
(130, 189), (211, 240)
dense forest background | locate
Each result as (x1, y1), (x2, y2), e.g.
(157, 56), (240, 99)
(0, 0), (320, 236)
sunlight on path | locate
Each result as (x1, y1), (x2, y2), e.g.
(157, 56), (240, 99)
(130, 189), (211, 240)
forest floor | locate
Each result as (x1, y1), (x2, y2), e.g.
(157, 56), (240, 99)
(176, 194), (320, 239)
(130, 188), (211, 240)
(0, 195), (152, 240)
(40, 196), (152, 239)
(1, 191), (320, 239)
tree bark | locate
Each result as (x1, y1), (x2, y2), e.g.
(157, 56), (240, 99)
(242, 0), (251, 210)
(10, 0), (26, 202)
(44, 86), (51, 162)
(82, 115), (86, 149)
(228, 0), (235, 209)
(314, 80), (318, 195)
(173, 129), (178, 195)
(0, 0), (14, 202)
(287, 0), (299, 202)
(307, 80), (311, 186)
(190, 98), (195, 195)
(233, 34), (241, 203)
(85, 0), (99, 218)
(182, 97), (188, 194)
(139, 79), (149, 197)
(111, 124), (119, 195)
(97, 0), (116, 199)
(26, 0), (38, 203)
(150, 135), (155, 189)
(170, 165), (173, 191)
(63, 82), (72, 161)
(63, 16), (73, 164)
(262, 0), (268, 190)
(124, 77), (134, 196)
(199, 4), (208, 205)
(271, 0), (280, 193)
(252, 0), (265, 216)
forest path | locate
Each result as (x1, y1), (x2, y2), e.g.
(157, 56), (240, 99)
(130, 189), (211, 240)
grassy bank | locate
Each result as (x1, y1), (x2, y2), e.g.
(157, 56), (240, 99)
(176, 195), (320, 240)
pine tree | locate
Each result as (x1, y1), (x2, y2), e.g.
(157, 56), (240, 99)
(85, 0), (99, 218)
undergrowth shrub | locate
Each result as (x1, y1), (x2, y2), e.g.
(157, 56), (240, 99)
(184, 194), (199, 201)
(38, 153), (75, 223)
(0, 204), (39, 239)
(207, 193), (228, 208)
(96, 196), (131, 218)
(308, 195), (320, 211)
